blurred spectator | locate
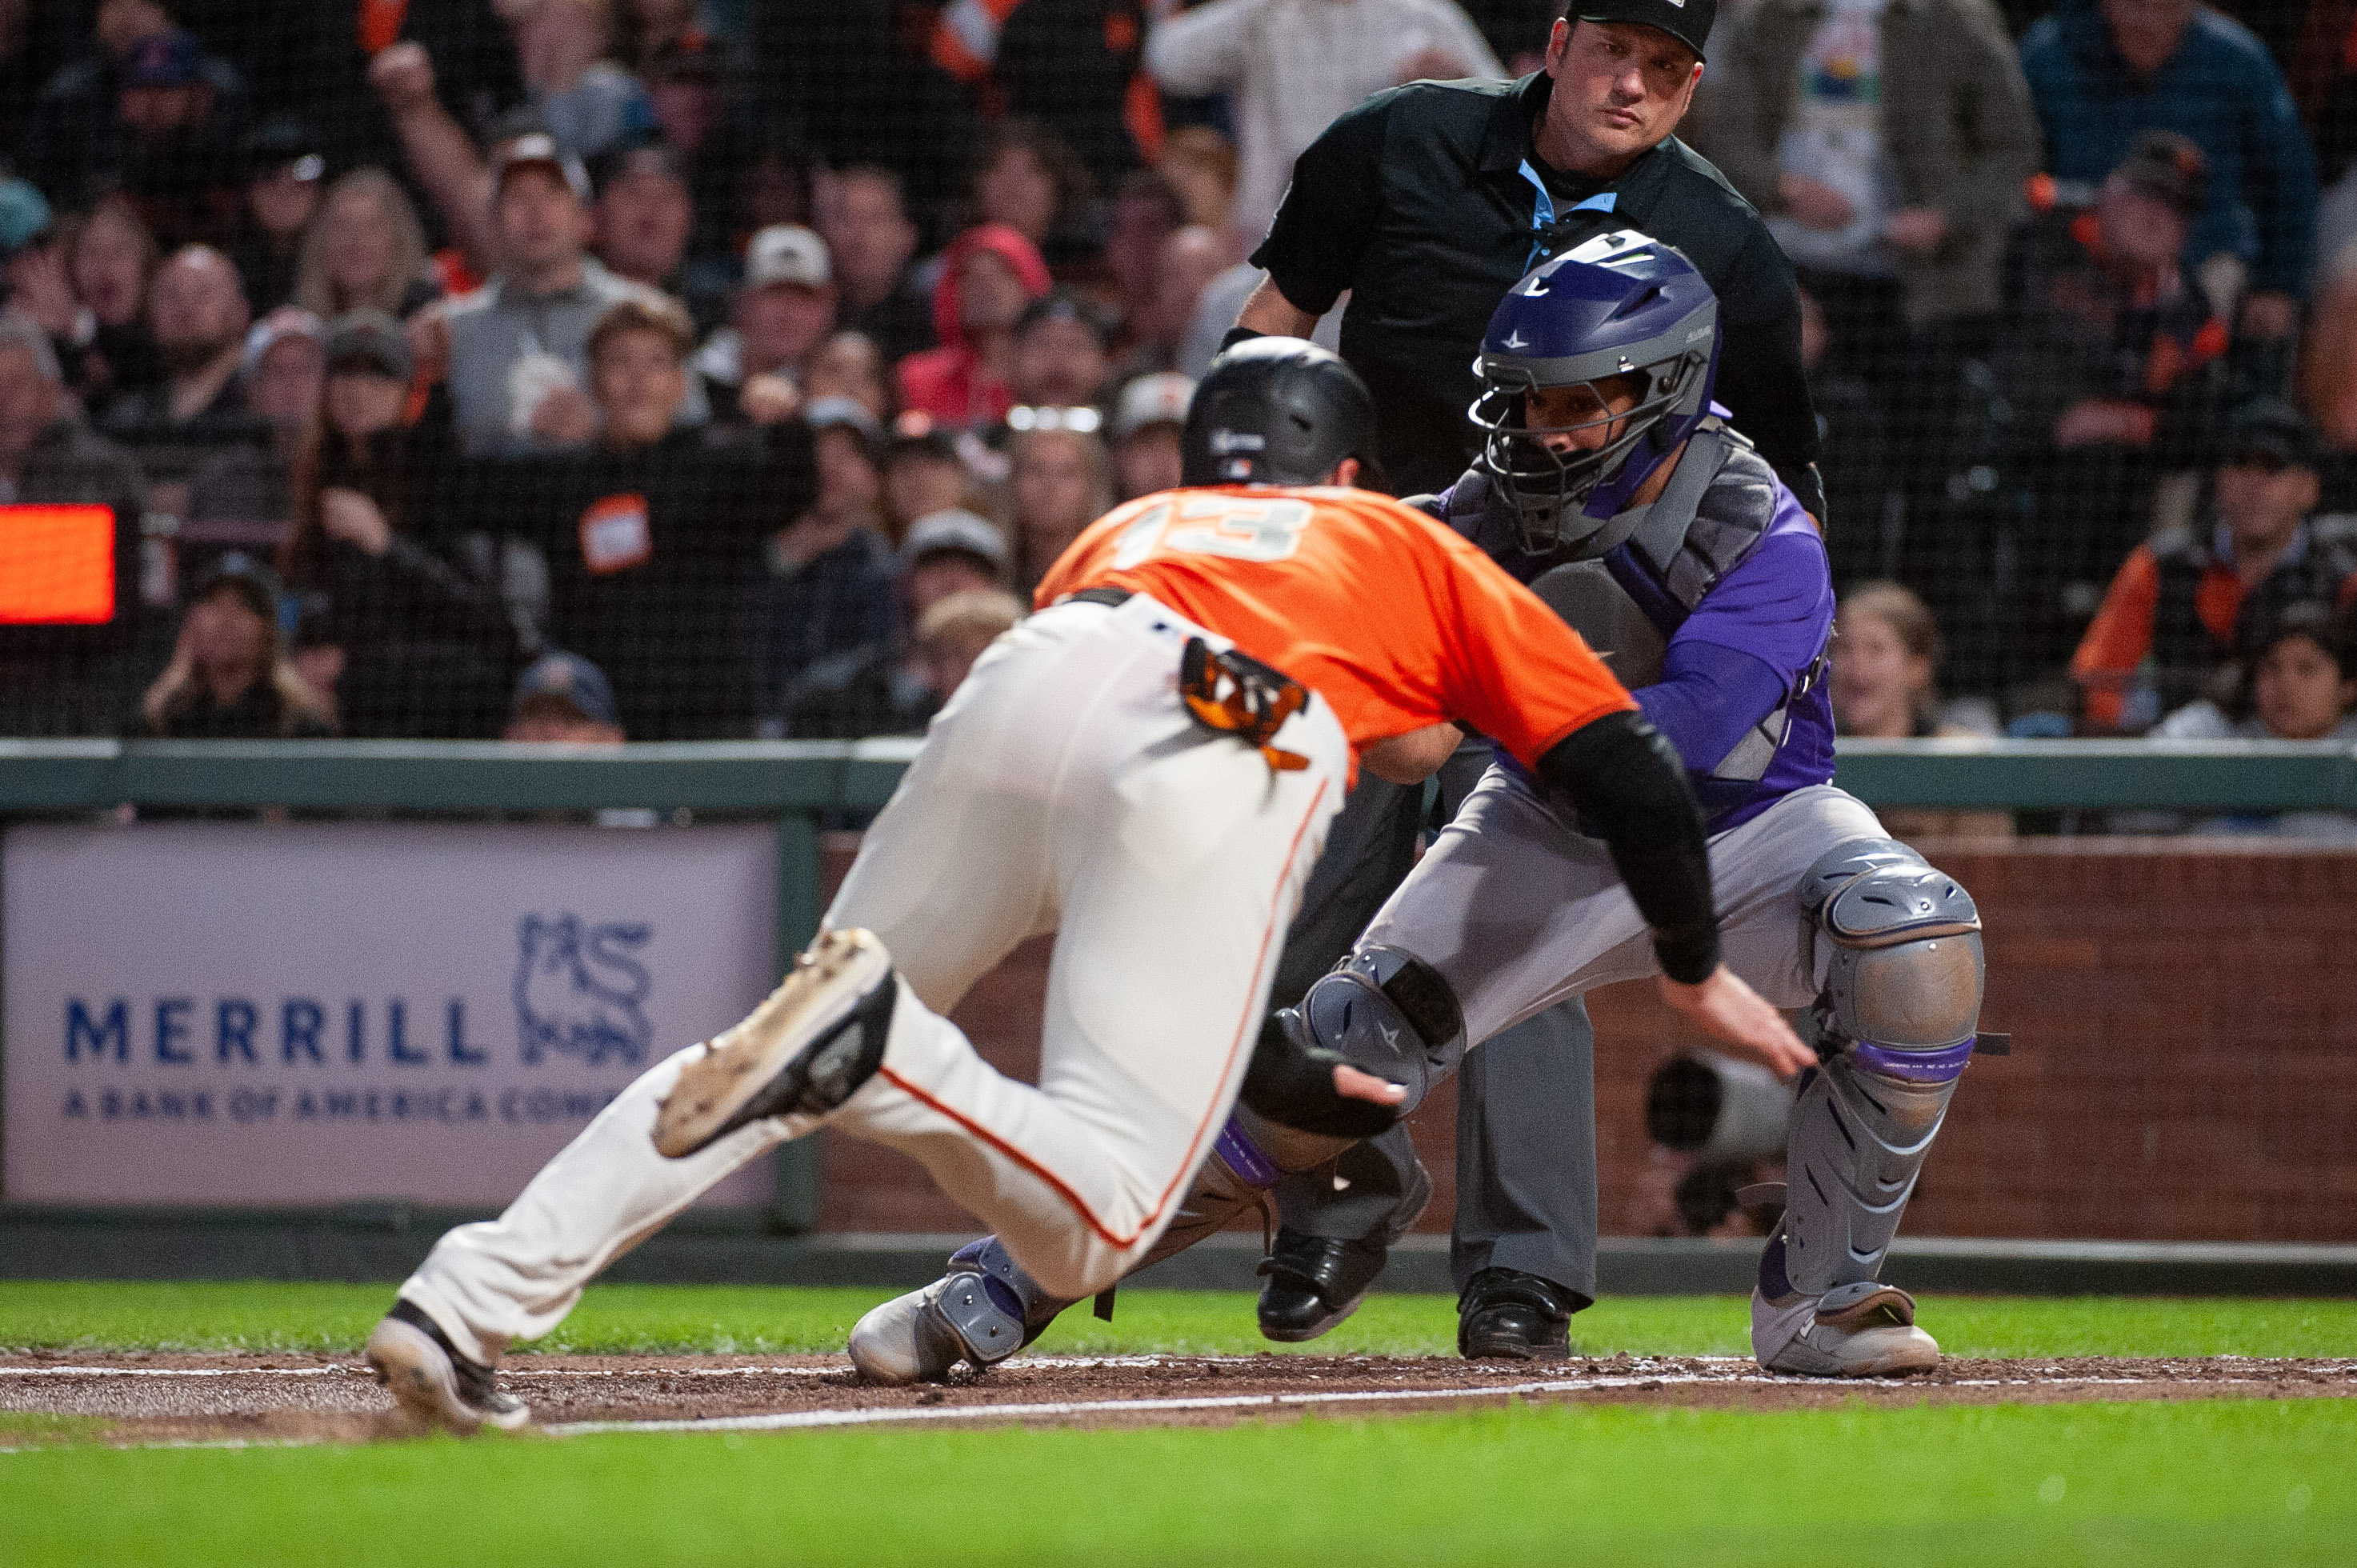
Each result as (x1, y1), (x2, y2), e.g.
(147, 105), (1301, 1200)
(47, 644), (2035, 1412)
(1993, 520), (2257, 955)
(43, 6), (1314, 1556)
(22, 13), (250, 246)
(2302, 243), (2357, 483)
(227, 118), (325, 314)
(694, 224), (834, 426)
(503, 648), (626, 742)
(912, 586), (1025, 708)
(492, 647), (622, 742)
(1831, 581), (2011, 838)
(1011, 290), (1115, 412)
(2140, 599), (2357, 838)
(1799, 289), (1902, 590)
(240, 306), (326, 433)
(508, 0), (654, 165)
(281, 310), (518, 737)
(895, 224), (1051, 428)
(956, 0), (1162, 194)
(1159, 124), (1240, 234)
(1991, 133), (2237, 666)
(2020, 0), (2318, 345)
(591, 138), (726, 328)
(968, 118), (1102, 267)
(1117, 224), (1230, 380)
(748, 397), (899, 736)
(2073, 398), (2357, 729)
(1698, 0), (2036, 397)
(754, 5), (981, 229)
(1143, 0), (1502, 246)
(138, 552), (334, 738)
(1007, 423), (1112, 591)
(294, 169), (442, 322)
(504, 293), (786, 737)
(102, 244), (254, 437)
(882, 428), (982, 538)
(174, 303), (323, 574)
(900, 506), (1015, 613)
(0, 313), (148, 737)
(804, 330), (888, 422)
(0, 180), (96, 404)
(638, 26), (755, 267)
(433, 134), (698, 455)
(1109, 370), (1192, 498)
(768, 505), (1010, 738)
(1102, 169), (1186, 344)
(57, 194), (163, 418)
(818, 163), (934, 364)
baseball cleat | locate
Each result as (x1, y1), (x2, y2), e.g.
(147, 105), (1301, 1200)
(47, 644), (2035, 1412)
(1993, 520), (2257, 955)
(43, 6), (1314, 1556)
(365, 1299), (530, 1434)
(1456, 1267), (1579, 1362)
(652, 928), (896, 1159)
(1256, 1230), (1391, 1342)
(848, 1270), (1029, 1386)
(1751, 1280), (1940, 1376)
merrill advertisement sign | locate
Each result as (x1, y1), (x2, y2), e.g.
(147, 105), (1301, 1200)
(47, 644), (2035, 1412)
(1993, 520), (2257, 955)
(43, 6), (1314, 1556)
(3, 822), (778, 1207)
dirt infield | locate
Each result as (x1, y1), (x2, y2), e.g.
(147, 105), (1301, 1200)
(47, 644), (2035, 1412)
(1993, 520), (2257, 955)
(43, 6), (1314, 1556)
(3, 1351), (2352, 1446)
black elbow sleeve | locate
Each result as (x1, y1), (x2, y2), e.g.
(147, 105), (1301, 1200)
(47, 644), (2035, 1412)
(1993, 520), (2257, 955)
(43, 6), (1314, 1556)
(1535, 711), (1722, 985)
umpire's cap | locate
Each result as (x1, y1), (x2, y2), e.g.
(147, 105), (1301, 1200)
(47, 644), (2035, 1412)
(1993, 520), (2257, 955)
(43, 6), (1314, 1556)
(1180, 337), (1378, 488)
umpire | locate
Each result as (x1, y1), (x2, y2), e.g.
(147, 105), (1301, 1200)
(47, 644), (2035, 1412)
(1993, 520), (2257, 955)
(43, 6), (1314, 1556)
(1232, 0), (1826, 1358)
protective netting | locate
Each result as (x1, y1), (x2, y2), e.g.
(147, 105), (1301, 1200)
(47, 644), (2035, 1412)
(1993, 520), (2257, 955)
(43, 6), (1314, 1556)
(1, 0), (2353, 766)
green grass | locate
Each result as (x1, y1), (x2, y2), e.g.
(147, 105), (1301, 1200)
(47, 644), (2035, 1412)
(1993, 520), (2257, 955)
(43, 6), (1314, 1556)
(4, 1280), (2356, 1358)
(1, 1398), (2348, 1566)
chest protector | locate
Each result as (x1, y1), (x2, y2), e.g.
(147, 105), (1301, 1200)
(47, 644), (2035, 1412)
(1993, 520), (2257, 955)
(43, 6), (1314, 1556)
(1432, 419), (1811, 783)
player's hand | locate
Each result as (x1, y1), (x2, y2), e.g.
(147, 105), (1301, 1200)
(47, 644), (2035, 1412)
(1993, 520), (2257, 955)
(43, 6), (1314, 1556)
(1333, 1064), (1409, 1108)
(1656, 966), (1814, 1079)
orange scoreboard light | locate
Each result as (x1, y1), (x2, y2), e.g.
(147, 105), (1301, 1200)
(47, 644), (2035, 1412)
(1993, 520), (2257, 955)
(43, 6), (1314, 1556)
(0, 505), (116, 625)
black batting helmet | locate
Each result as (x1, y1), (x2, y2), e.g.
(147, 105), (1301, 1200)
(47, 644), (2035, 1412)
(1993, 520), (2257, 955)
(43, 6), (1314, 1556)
(1179, 337), (1378, 487)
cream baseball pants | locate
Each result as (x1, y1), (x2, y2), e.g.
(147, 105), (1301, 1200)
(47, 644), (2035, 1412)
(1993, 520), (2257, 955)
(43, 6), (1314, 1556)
(403, 594), (1347, 1362)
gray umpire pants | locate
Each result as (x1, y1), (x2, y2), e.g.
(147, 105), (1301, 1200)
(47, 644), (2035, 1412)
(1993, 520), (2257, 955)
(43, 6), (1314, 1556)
(1270, 744), (1602, 1305)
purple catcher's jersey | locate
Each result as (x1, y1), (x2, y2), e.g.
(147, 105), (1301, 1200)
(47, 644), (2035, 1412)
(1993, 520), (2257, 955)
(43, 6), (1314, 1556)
(1424, 436), (1835, 833)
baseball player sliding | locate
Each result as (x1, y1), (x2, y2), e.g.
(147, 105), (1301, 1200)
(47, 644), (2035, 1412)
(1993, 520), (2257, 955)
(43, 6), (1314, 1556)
(362, 338), (1809, 1432)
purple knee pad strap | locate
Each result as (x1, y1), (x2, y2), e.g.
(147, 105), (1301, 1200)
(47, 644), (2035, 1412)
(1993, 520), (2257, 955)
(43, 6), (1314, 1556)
(1215, 1115), (1279, 1189)
(1852, 1038), (1975, 1085)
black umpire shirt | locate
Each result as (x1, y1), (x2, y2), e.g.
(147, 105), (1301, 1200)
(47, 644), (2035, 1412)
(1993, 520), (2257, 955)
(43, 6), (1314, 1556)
(1251, 70), (1825, 515)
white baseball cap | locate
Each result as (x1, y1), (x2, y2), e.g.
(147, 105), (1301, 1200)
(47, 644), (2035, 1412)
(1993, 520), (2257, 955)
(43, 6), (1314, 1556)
(744, 225), (831, 290)
(899, 509), (1010, 575)
(1113, 372), (1196, 439)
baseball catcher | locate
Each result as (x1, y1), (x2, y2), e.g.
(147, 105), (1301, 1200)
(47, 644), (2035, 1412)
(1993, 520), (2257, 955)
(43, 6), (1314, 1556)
(857, 236), (1988, 1384)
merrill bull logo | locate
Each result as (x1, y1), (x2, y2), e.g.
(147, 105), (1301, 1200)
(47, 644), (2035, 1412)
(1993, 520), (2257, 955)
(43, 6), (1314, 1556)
(514, 914), (654, 1066)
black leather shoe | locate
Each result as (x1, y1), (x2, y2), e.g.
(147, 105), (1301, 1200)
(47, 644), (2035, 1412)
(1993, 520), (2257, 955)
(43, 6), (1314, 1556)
(1257, 1230), (1390, 1342)
(1457, 1268), (1579, 1361)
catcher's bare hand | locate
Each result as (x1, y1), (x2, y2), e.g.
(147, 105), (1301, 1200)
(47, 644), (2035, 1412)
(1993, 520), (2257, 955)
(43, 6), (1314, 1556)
(1656, 966), (1813, 1079)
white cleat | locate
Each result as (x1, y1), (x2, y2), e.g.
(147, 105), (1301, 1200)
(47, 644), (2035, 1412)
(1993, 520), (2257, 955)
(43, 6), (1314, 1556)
(365, 1302), (531, 1433)
(653, 928), (897, 1159)
(1751, 1280), (1941, 1377)
(848, 1272), (1029, 1386)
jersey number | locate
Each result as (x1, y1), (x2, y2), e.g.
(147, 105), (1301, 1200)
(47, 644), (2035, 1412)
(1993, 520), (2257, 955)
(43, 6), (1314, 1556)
(1110, 495), (1315, 569)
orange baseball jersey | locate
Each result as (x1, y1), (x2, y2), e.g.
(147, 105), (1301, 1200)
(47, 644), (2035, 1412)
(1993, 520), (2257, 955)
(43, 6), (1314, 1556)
(1034, 485), (1636, 768)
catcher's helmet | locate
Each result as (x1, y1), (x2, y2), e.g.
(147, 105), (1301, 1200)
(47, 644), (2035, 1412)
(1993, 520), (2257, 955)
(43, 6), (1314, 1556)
(1470, 230), (1720, 554)
(1180, 337), (1378, 487)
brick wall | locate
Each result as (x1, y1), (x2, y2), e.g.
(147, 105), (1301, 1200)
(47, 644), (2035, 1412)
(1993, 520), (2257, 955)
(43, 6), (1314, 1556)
(812, 839), (2357, 1243)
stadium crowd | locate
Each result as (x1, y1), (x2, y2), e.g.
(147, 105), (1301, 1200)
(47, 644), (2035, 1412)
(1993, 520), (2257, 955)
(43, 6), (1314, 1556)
(1, 0), (2354, 834)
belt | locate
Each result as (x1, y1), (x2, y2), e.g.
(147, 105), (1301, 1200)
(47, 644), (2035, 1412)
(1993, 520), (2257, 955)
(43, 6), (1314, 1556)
(1069, 586), (1133, 608)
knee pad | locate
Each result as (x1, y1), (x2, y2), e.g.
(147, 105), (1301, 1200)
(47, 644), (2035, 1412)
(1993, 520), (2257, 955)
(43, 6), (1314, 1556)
(1775, 839), (1984, 1298)
(1802, 838), (1984, 1059)
(1244, 947), (1466, 1136)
